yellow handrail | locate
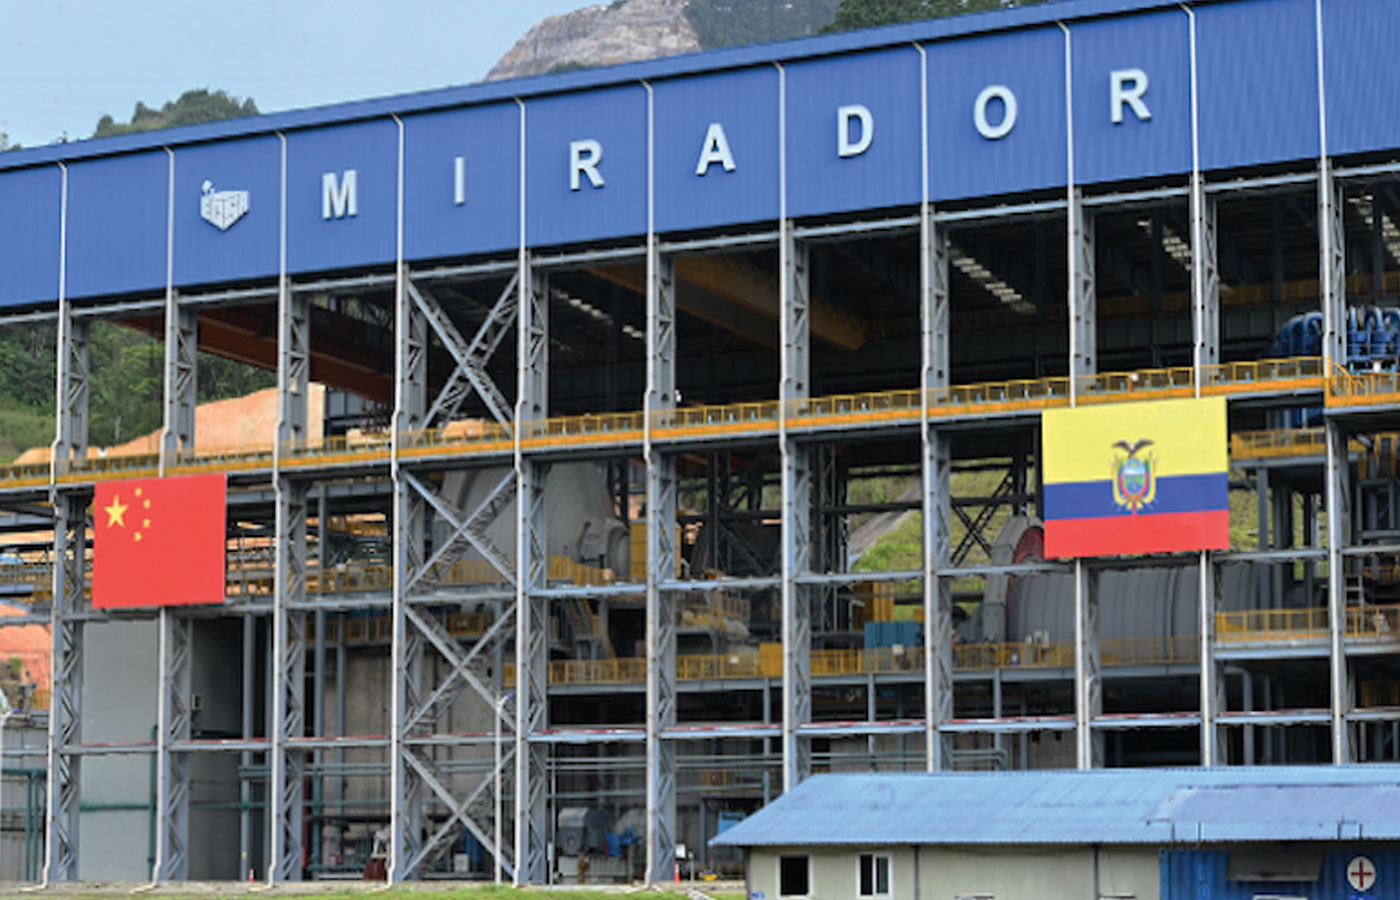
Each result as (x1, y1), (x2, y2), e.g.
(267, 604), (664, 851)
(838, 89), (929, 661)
(4, 356), (1325, 489)
(1216, 604), (1400, 642)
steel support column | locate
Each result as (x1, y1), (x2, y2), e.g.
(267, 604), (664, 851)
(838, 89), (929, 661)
(154, 279), (198, 881)
(1198, 557), (1225, 765)
(1190, 177), (1220, 371)
(43, 492), (85, 882)
(54, 316), (90, 473)
(154, 611), (192, 879)
(644, 245), (678, 882)
(162, 298), (198, 462)
(1191, 159), (1223, 765)
(779, 223), (811, 791)
(269, 283), (309, 881)
(1073, 560), (1102, 769)
(45, 286), (88, 881)
(1320, 163), (1347, 375)
(514, 262), (550, 884)
(1326, 419), (1353, 762)
(390, 268), (427, 882)
(1320, 158), (1351, 763)
(920, 207), (953, 771)
(1068, 188), (1097, 400)
(1068, 188), (1101, 768)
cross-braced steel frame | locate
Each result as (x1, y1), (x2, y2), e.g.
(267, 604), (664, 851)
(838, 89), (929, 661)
(27, 128), (1400, 888)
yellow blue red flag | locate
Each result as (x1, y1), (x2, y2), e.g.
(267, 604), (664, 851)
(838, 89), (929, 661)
(1042, 397), (1229, 558)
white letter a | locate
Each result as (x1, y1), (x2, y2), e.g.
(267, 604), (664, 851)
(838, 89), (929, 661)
(695, 122), (737, 176)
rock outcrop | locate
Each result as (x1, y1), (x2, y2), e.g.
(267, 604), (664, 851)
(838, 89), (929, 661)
(485, 0), (700, 82)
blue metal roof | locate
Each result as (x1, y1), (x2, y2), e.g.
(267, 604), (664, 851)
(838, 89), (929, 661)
(710, 766), (1400, 847)
(0, 0), (1228, 171)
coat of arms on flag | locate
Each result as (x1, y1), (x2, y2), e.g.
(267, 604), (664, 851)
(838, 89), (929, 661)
(200, 180), (249, 231)
(1110, 438), (1156, 514)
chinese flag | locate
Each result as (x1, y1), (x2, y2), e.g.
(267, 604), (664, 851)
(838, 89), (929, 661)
(93, 473), (227, 609)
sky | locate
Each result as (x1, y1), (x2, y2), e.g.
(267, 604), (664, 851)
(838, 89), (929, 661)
(0, 0), (590, 149)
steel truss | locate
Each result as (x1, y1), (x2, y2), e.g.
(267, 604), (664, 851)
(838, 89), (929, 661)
(391, 274), (520, 881)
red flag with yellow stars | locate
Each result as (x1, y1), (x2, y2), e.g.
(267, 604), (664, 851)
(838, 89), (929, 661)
(93, 473), (227, 609)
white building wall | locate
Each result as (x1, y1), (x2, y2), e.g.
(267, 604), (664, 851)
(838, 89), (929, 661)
(748, 845), (1160, 900)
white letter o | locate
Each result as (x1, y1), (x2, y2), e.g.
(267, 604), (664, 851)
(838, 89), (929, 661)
(973, 84), (1018, 140)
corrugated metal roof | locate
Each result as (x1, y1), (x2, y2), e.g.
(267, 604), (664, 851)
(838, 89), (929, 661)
(711, 766), (1400, 848)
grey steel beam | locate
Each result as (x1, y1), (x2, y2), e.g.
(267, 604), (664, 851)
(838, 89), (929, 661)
(1326, 420), (1353, 762)
(153, 280), (197, 881)
(1198, 557), (1224, 765)
(644, 244), (678, 882)
(514, 257), (549, 884)
(1073, 561), (1103, 769)
(45, 241), (87, 881)
(1320, 157), (1351, 764)
(277, 290), (310, 449)
(921, 205), (953, 771)
(269, 275), (310, 881)
(43, 492), (85, 882)
(1068, 187), (1097, 395)
(779, 222), (812, 791)
(162, 297), (198, 463)
(1320, 164), (1347, 373)
(55, 314), (90, 471)
(270, 478), (308, 880)
(1191, 177), (1220, 370)
(391, 264), (427, 882)
(154, 610), (192, 880)
(1066, 178), (1102, 769)
(1190, 132), (1224, 764)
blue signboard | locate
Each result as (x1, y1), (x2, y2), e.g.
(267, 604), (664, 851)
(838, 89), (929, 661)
(1196, 0), (1319, 171)
(1071, 10), (1192, 185)
(66, 151), (169, 299)
(654, 67), (780, 232)
(525, 84), (647, 248)
(6, 0), (1400, 308)
(786, 47), (922, 218)
(404, 102), (521, 261)
(927, 26), (1068, 201)
(1322, 0), (1400, 158)
(286, 120), (398, 275)
(0, 166), (62, 307)
(173, 136), (281, 288)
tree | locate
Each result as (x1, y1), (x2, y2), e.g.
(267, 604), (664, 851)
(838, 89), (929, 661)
(824, 0), (1046, 32)
(92, 88), (258, 139)
(686, 0), (841, 50)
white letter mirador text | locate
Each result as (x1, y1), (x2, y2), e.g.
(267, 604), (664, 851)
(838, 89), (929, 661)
(570, 139), (605, 190)
(322, 170), (358, 219)
(974, 85), (1018, 140)
(695, 122), (737, 175)
(1110, 68), (1151, 124)
(837, 104), (874, 158)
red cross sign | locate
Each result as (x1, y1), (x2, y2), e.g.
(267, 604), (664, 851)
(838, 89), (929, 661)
(1348, 855), (1377, 892)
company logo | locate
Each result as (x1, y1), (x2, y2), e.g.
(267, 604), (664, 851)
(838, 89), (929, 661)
(200, 180), (249, 231)
(1110, 438), (1156, 514)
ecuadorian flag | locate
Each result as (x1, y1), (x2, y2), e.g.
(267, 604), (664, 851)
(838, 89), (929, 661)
(1042, 397), (1229, 558)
